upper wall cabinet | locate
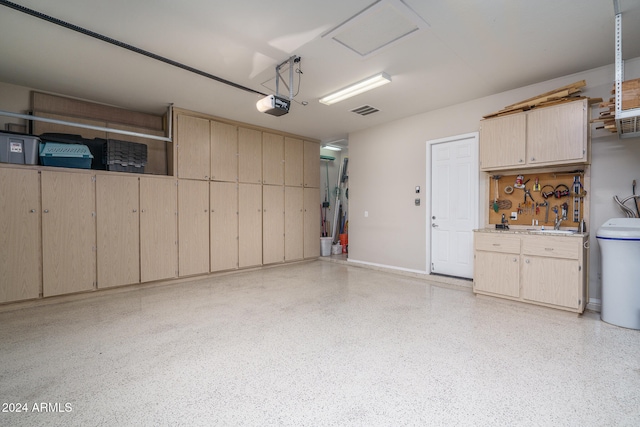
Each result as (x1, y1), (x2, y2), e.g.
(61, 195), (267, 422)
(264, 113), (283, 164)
(238, 127), (262, 184)
(211, 120), (238, 182)
(262, 132), (284, 185)
(284, 137), (303, 187)
(303, 140), (320, 188)
(177, 114), (210, 180)
(479, 99), (588, 171)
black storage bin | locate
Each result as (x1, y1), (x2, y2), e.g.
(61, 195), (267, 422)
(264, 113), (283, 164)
(104, 139), (147, 174)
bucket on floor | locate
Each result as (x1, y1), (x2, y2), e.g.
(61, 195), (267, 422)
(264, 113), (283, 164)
(320, 237), (332, 256)
(339, 233), (348, 253)
(331, 244), (342, 255)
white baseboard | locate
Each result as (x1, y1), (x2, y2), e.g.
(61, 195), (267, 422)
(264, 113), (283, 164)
(346, 258), (428, 275)
(586, 298), (602, 313)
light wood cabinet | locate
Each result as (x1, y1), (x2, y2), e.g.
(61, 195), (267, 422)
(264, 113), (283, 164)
(178, 179), (210, 277)
(521, 235), (586, 310)
(284, 186), (304, 261)
(479, 99), (588, 171)
(473, 233), (520, 298)
(210, 181), (238, 272)
(239, 183), (262, 267)
(263, 132), (284, 185)
(238, 127), (262, 184)
(41, 171), (96, 297)
(303, 187), (321, 258)
(0, 168), (41, 302)
(303, 140), (320, 188)
(526, 100), (587, 165)
(177, 114), (210, 180)
(479, 114), (526, 170)
(140, 177), (177, 283)
(473, 231), (587, 313)
(263, 185), (284, 264)
(96, 174), (139, 289)
(211, 120), (238, 182)
(285, 137), (303, 187)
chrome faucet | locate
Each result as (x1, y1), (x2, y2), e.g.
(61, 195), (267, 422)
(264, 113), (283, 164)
(554, 203), (568, 230)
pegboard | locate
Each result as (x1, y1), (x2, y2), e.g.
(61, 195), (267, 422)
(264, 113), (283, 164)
(488, 171), (586, 226)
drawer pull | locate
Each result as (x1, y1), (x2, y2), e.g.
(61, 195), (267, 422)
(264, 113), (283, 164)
(545, 248), (554, 251)
(513, 258), (517, 262)
(492, 243), (500, 246)
(525, 259), (530, 263)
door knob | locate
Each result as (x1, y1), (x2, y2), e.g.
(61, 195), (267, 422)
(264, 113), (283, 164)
(432, 223), (438, 228)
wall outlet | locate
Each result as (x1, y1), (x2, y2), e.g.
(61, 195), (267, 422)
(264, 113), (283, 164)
(364, 211), (368, 217)
(510, 212), (517, 220)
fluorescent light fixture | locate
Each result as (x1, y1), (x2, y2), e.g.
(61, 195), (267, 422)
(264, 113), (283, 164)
(323, 145), (342, 151)
(319, 72), (391, 105)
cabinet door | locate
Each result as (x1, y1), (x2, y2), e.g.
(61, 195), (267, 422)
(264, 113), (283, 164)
(210, 181), (238, 272)
(238, 127), (262, 184)
(239, 183), (262, 268)
(479, 114), (526, 170)
(285, 186), (304, 261)
(303, 187), (321, 258)
(211, 120), (238, 182)
(140, 177), (177, 282)
(0, 168), (41, 302)
(303, 140), (320, 188)
(41, 171), (96, 297)
(527, 100), (587, 165)
(263, 185), (284, 264)
(262, 132), (284, 185)
(96, 174), (139, 289)
(521, 256), (581, 309)
(177, 114), (210, 180)
(178, 180), (210, 276)
(284, 137), (303, 187)
(473, 251), (520, 298)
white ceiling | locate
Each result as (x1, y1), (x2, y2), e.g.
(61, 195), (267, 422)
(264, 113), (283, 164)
(1, 0), (639, 145)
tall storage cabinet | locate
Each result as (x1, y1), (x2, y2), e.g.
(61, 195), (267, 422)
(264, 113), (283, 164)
(41, 171), (96, 297)
(211, 120), (238, 182)
(284, 186), (304, 261)
(238, 183), (262, 268)
(285, 137), (303, 187)
(238, 127), (262, 184)
(210, 181), (238, 272)
(178, 179), (210, 277)
(304, 187), (321, 258)
(0, 168), (41, 302)
(263, 185), (284, 264)
(303, 140), (320, 188)
(140, 177), (177, 283)
(263, 132), (284, 185)
(96, 174), (140, 289)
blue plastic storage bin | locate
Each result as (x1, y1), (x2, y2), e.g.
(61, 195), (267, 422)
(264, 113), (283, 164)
(39, 142), (93, 169)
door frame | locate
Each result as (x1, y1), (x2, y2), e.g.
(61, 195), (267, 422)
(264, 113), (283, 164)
(425, 132), (479, 278)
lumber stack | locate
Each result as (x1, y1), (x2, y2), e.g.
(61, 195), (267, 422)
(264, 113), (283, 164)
(483, 80), (592, 119)
(591, 78), (640, 133)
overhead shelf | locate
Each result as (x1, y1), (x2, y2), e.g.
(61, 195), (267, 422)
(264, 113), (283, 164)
(614, 3), (640, 138)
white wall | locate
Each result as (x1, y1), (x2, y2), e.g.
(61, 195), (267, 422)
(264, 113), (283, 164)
(349, 58), (640, 303)
(0, 81), (31, 130)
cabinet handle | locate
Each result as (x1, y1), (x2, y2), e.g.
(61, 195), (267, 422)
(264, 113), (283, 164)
(492, 243), (500, 246)
(519, 159), (523, 163)
(205, 209), (208, 212)
(133, 209), (137, 213)
(545, 248), (554, 251)
(29, 209), (36, 213)
(531, 157), (536, 161)
(513, 258), (517, 262)
(44, 209), (49, 213)
(205, 176), (209, 180)
(525, 259), (530, 263)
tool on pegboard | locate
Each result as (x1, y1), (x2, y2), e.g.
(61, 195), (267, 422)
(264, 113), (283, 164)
(572, 175), (582, 223)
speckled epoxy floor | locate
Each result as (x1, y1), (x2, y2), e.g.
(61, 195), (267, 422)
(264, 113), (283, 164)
(1, 260), (639, 426)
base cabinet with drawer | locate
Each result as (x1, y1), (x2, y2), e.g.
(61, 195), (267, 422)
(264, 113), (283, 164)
(473, 231), (588, 313)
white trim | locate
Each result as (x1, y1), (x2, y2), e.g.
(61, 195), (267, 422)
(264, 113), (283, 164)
(347, 258), (428, 275)
(425, 132), (479, 278)
(587, 298), (602, 313)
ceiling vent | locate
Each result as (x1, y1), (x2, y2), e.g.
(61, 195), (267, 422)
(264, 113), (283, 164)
(351, 105), (380, 116)
(323, 0), (429, 58)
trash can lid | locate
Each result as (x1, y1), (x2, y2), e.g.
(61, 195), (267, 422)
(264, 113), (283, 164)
(596, 217), (640, 240)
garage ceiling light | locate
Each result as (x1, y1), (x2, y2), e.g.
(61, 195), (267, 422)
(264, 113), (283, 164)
(319, 72), (391, 105)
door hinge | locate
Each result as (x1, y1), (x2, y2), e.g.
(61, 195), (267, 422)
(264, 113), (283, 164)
(431, 262), (435, 271)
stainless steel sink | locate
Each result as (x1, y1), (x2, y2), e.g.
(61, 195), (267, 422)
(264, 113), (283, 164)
(527, 229), (577, 235)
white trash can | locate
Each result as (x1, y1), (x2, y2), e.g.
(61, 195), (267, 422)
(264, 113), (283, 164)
(596, 218), (640, 330)
(320, 237), (332, 256)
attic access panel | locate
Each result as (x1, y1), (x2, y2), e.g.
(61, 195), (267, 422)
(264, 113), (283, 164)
(323, 0), (429, 58)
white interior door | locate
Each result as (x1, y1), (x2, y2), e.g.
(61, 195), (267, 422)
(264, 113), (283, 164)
(429, 133), (478, 278)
